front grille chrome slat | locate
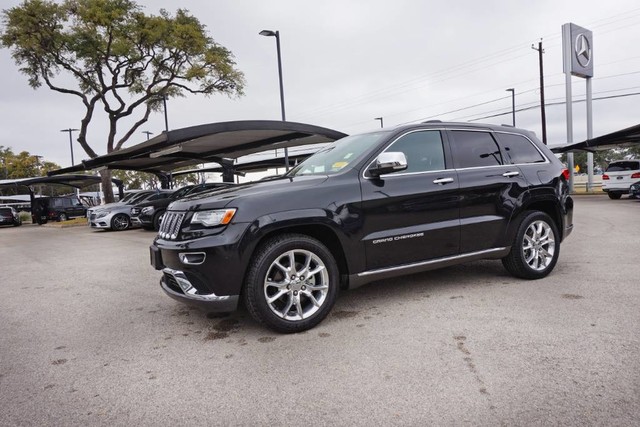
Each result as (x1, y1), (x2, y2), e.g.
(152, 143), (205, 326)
(158, 211), (185, 240)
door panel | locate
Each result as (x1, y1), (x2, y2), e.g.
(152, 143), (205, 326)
(447, 130), (527, 253)
(359, 129), (460, 271)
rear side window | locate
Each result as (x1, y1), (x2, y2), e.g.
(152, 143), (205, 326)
(498, 133), (546, 164)
(449, 131), (503, 168)
(606, 161), (640, 172)
(385, 130), (446, 173)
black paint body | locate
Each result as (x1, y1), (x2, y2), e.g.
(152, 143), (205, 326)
(151, 123), (573, 311)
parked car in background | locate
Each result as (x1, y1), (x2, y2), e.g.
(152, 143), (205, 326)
(31, 196), (87, 224)
(88, 190), (172, 231)
(132, 183), (233, 231)
(629, 181), (640, 198)
(85, 190), (152, 219)
(602, 159), (640, 199)
(0, 206), (22, 227)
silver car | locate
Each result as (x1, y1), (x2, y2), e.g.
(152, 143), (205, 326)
(88, 191), (171, 231)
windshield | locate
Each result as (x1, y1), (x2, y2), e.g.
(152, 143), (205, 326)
(170, 186), (194, 200)
(287, 132), (388, 177)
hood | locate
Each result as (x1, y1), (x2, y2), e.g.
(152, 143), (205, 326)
(133, 198), (172, 209)
(168, 175), (328, 211)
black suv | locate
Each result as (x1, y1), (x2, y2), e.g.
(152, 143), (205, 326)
(151, 122), (574, 332)
(31, 196), (87, 224)
(132, 183), (232, 231)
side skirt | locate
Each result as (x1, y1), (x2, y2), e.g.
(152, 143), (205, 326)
(346, 247), (511, 289)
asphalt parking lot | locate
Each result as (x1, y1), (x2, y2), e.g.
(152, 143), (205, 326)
(1, 195), (638, 426)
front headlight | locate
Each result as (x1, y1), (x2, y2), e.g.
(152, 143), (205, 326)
(190, 209), (236, 227)
(95, 211), (109, 219)
(141, 206), (155, 215)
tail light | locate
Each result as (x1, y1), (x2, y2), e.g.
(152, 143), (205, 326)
(631, 172), (640, 179)
(561, 168), (570, 180)
(602, 174), (609, 180)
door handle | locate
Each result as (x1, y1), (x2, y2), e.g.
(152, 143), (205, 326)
(433, 177), (454, 184)
(502, 171), (520, 177)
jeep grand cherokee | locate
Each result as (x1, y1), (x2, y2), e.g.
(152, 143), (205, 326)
(150, 122), (573, 333)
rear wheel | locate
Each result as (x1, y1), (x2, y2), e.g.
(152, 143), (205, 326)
(59, 213), (68, 222)
(502, 211), (560, 280)
(111, 214), (130, 231)
(243, 234), (339, 333)
(607, 192), (622, 199)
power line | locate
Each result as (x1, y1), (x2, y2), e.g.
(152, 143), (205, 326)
(295, 8), (640, 121)
(464, 91), (640, 122)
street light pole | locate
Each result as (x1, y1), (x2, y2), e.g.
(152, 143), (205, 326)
(505, 88), (515, 126)
(60, 128), (79, 165)
(142, 131), (153, 140)
(260, 29), (289, 170)
(374, 117), (384, 128)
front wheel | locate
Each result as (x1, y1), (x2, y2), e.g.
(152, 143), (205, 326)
(111, 214), (130, 231)
(153, 211), (165, 231)
(59, 213), (68, 222)
(502, 211), (560, 280)
(243, 234), (339, 333)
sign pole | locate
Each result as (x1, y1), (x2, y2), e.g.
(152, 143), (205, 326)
(562, 24), (575, 193)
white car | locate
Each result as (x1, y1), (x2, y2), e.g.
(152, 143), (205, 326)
(88, 191), (170, 231)
(602, 159), (640, 199)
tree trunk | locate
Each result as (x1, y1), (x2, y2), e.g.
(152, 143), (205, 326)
(100, 169), (115, 203)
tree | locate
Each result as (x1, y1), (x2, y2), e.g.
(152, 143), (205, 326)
(1, 0), (245, 202)
(0, 145), (60, 179)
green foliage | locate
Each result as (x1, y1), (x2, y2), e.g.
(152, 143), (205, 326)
(18, 211), (32, 222)
(0, 145), (61, 179)
(111, 167), (210, 189)
(1, 0), (245, 202)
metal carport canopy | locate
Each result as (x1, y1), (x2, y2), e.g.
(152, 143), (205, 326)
(0, 174), (123, 190)
(48, 120), (348, 176)
(549, 122), (640, 153)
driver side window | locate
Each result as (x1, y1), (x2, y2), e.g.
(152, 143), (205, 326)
(385, 130), (445, 173)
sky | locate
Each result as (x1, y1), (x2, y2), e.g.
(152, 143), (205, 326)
(1, 0), (640, 168)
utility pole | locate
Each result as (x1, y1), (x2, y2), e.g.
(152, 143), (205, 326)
(142, 131), (153, 140)
(374, 117), (384, 128)
(60, 128), (79, 165)
(532, 39), (548, 145)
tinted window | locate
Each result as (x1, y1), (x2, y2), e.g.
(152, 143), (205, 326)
(606, 161), (640, 172)
(385, 130), (445, 173)
(499, 133), (545, 164)
(450, 131), (503, 168)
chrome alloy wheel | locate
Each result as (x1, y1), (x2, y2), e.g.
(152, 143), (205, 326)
(263, 249), (329, 321)
(522, 220), (556, 271)
(112, 214), (130, 231)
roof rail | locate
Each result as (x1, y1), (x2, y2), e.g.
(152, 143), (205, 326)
(422, 120), (442, 123)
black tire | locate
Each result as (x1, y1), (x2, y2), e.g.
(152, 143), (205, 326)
(110, 213), (130, 231)
(59, 213), (68, 222)
(607, 192), (622, 200)
(502, 211), (560, 280)
(141, 224), (155, 231)
(243, 234), (339, 333)
(153, 210), (165, 231)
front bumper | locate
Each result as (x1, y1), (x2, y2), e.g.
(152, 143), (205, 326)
(159, 267), (239, 312)
(88, 213), (113, 229)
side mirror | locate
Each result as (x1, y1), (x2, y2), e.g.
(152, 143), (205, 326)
(369, 152), (408, 177)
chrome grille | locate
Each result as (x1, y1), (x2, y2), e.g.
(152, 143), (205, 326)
(158, 211), (185, 240)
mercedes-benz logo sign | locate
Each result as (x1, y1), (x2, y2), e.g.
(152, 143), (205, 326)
(574, 33), (591, 67)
